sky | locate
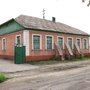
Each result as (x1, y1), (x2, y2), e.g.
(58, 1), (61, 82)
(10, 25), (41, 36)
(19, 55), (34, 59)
(0, 0), (90, 34)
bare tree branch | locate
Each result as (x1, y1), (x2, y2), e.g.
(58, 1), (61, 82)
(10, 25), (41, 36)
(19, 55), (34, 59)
(87, 0), (90, 6)
(82, 0), (85, 2)
(82, 0), (90, 6)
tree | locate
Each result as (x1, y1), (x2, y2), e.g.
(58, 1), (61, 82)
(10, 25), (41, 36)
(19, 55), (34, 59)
(82, 0), (90, 6)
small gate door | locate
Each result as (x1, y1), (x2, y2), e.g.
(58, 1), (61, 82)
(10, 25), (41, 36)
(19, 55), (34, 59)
(14, 46), (26, 64)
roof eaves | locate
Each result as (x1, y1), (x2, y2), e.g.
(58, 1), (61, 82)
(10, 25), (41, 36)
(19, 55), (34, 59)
(0, 18), (14, 27)
(25, 28), (89, 36)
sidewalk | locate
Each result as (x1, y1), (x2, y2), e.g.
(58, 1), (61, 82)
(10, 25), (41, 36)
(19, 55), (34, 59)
(0, 59), (38, 73)
(0, 59), (90, 73)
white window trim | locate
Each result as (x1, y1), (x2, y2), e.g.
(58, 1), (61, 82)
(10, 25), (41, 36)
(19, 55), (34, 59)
(45, 35), (54, 50)
(76, 38), (81, 49)
(57, 36), (64, 49)
(15, 34), (21, 45)
(2, 38), (6, 50)
(32, 34), (42, 50)
(83, 38), (88, 49)
(67, 37), (74, 49)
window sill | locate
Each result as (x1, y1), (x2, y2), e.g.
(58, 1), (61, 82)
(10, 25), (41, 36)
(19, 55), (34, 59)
(31, 49), (43, 51)
(45, 49), (54, 51)
(82, 49), (89, 50)
(2, 50), (6, 52)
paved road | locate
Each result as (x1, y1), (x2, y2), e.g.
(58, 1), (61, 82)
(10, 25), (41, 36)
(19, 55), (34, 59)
(1, 65), (90, 90)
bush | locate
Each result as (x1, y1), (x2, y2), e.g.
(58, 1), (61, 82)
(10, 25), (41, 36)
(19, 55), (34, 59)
(0, 73), (7, 83)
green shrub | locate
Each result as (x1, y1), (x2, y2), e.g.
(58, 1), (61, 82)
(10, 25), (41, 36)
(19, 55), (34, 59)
(0, 73), (7, 83)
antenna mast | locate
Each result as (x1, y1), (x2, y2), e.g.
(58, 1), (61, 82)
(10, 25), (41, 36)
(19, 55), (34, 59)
(42, 9), (45, 19)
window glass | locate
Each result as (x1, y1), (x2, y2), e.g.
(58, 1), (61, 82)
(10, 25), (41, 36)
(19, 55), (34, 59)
(58, 37), (63, 49)
(68, 38), (73, 49)
(33, 35), (40, 50)
(77, 39), (80, 48)
(47, 36), (52, 50)
(83, 39), (87, 49)
(16, 36), (21, 45)
(2, 38), (6, 51)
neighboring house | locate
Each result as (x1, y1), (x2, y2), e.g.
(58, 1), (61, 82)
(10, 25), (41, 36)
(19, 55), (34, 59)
(0, 15), (89, 62)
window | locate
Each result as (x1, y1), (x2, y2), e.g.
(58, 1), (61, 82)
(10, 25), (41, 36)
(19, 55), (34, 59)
(16, 35), (21, 46)
(58, 37), (64, 49)
(67, 38), (73, 49)
(76, 38), (81, 49)
(2, 38), (6, 51)
(33, 35), (40, 50)
(46, 36), (53, 50)
(83, 38), (88, 49)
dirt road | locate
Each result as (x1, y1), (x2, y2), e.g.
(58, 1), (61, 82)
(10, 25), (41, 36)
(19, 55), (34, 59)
(1, 65), (90, 90)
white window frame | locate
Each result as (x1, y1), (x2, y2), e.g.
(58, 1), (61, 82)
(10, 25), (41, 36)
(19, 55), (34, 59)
(32, 34), (42, 50)
(15, 34), (21, 45)
(67, 37), (74, 49)
(57, 36), (64, 49)
(76, 38), (81, 49)
(2, 38), (6, 51)
(45, 35), (54, 50)
(83, 38), (88, 49)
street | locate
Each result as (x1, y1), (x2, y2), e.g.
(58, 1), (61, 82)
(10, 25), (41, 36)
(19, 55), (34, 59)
(0, 65), (90, 90)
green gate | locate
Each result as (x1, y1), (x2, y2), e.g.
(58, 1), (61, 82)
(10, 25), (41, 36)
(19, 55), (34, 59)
(14, 46), (26, 64)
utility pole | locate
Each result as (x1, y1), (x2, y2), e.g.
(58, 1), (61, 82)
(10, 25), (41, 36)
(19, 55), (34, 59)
(42, 9), (45, 19)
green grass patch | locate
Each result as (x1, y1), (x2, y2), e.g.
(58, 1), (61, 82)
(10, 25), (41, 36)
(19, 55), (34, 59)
(70, 57), (90, 61)
(0, 73), (7, 83)
(29, 57), (90, 65)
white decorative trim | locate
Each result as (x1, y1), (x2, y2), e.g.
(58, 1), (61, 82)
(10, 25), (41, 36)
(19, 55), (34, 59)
(15, 34), (21, 45)
(83, 38), (88, 49)
(57, 36), (64, 49)
(76, 38), (81, 49)
(67, 37), (74, 49)
(23, 30), (30, 56)
(32, 34), (42, 50)
(2, 38), (6, 50)
(45, 35), (54, 49)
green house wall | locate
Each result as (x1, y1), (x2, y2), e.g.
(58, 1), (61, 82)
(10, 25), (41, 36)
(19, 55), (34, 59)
(0, 19), (24, 35)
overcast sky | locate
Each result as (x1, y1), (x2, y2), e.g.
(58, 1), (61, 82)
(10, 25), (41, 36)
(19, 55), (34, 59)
(0, 0), (90, 34)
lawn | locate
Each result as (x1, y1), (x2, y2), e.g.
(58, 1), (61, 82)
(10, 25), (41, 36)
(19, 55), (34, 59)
(0, 73), (7, 83)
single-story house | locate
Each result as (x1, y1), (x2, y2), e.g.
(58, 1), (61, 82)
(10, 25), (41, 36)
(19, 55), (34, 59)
(0, 15), (89, 62)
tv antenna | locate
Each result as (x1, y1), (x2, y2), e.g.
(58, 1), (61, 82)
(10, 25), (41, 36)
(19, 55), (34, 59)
(42, 9), (45, 19)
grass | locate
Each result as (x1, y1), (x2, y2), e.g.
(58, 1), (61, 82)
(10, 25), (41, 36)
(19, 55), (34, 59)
(0, 73), (7, 83)
(29, 57), (90, 65)
(70, 57), (90, 61)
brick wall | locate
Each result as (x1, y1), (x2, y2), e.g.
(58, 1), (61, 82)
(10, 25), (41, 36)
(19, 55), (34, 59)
(26, 30), (89, 61)
(0, 30), (89, 61)
(0, 31), (23, 59)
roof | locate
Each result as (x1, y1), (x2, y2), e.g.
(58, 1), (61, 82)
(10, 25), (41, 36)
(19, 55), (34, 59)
(15, 15), (88, 36)
(0, 19), (24, 35)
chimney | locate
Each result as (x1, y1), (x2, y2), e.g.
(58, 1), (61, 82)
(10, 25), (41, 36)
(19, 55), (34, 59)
(52, 17), (56, 22)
